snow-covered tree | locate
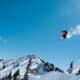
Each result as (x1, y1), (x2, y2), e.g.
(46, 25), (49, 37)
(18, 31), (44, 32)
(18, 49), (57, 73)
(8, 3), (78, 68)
(67, 61), (73, 74)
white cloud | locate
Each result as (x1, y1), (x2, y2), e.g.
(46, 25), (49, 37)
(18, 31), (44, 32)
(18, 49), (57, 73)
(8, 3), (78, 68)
(72, 25), (80, 35)
(66, 25), (80, 39)
(66, 32), (72, 39)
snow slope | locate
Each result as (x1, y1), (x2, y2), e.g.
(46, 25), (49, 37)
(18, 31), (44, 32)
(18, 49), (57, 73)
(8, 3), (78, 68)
(29, 71), (80, 80)
(0, 55), (79, 80)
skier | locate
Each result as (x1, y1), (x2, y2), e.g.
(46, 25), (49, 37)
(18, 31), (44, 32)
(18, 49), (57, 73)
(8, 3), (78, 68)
(61, 30), (68, 39)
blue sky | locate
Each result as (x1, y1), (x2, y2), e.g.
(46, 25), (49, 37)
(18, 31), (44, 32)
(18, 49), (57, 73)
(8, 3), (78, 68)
(0, 0), (80, 69)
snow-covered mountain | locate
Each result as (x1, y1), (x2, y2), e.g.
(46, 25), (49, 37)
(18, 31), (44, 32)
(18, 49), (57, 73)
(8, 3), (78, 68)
(0, 55), (80, 80)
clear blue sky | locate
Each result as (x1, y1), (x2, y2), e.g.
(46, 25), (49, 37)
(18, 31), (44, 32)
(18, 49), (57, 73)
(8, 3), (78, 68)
(0, 0), (80, 69)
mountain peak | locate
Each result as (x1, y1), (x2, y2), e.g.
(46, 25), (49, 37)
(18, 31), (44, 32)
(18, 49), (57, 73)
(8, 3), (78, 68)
(0, 55), (79, 80)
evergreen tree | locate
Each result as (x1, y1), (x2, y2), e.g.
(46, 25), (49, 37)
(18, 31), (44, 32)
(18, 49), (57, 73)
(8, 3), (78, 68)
(67, 61), (73, 74)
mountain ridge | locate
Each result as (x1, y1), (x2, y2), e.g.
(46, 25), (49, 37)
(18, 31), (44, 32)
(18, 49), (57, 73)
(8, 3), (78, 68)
(0, 55), (80, 80)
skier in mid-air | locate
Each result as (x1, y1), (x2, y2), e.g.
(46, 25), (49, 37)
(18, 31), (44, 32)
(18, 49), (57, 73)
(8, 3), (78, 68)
(61, 30), (68, 39)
